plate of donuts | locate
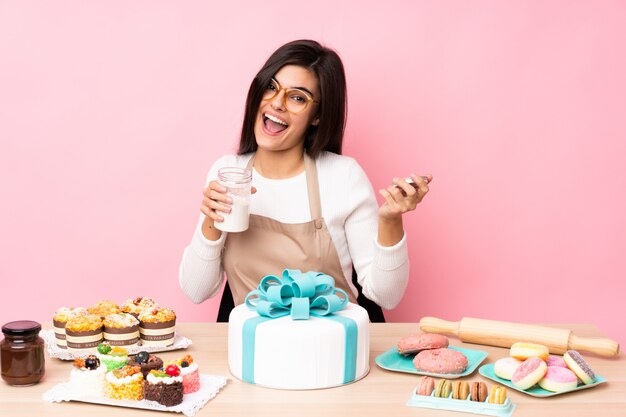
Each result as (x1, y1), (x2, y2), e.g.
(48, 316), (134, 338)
(478, 343), (608, 397)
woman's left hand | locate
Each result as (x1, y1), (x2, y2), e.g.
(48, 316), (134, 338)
(378, 173), (433, 221)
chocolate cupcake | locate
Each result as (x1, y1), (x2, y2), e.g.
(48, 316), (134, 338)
(52, 307), (88, 349)
(144, 366), (183, 407)
(128, 351), (163, 377)
(103, 313), (140, 347)
(65, 314), (103, 353)
(139, 307), (176, 347)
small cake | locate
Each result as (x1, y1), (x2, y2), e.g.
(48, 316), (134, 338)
(97, 343), (130, 371)
(511, 357), (547, 390)
(494, 357), (522, 380)
(88, 300), (121, 319)
(139, 307), (176, 347)
(52, 307), (88, 349)
(165, 354), (200, 393)
(103, 313), (140, 347)
(69, 355), (106, 398)
(538, 366), (578, 392)
(121, 297), (159, 318)
(144, 365), (184, 406)
(546, 355), (568, 368)
(509, 342), (549, 361)
(563, 350), (596, 385)
(104, 365), (144, 401)
(65, 314), (103, 353)
(128, 351), (164, 377)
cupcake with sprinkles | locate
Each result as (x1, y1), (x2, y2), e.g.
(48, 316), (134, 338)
(121, 297), (159, 318)
(96, 342), (130, 371)
(69, 355), (107, 398)
(166, 354), (200, 393)
(103, 313), (140, 347)
(139, 307), (176, 347)
(52, 307), (88, 349)
(144, 365), (184, 407)
(88, 300), (121, 319)
(65, 314), (103, 353)
(104, 365), (144, 401)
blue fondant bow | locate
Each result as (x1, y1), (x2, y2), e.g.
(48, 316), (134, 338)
(244, 269), (349, 320)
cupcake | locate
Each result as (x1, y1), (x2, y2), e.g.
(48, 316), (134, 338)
(103, 313), (140, 347)
(88, 300), (121, 319)
(97, 343), (130, 371)
(69, 355), (106, 398)
(52, 307), (88, 349)
(166, 354), (200, 393)
(104, 365), (144, 401)
(65, 314), (103, 353)
(128, 351), (164, 377)
(139, 307), (176, 347)
(121, 297), (159, 318)
(144, 365), (183, 407)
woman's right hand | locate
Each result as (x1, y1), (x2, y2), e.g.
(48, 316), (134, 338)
(200, 181), (256, 240)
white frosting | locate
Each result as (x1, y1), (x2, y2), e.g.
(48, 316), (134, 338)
(180, 363), (198, 375)
(69, 365), (106, 397)
(147, 373), (183, 384)
(228, 302), (370, 389)
(106, 371), (143, 384)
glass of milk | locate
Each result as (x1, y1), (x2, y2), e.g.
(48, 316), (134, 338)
(215, 167), (252, 233)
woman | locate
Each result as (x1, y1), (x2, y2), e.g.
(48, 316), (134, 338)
(179, 39), (431, 315)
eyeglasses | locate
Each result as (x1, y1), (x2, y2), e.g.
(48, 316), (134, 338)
(262, 78), (319, 114)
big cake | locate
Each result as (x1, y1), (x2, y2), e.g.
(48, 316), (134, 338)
(228, 270), (370, 390)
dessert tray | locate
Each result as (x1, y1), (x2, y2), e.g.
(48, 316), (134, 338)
(479, 363), (608, 397)
(376, 345), (488, 379)
(406, 387), (516, 417)
(42, 329), (192, 360)
(43, 374), (227, 417)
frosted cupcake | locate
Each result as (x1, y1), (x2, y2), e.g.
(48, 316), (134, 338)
(69, 355), (106, 398)
(139, 307), (176, 347)
(121, 297), (159, 318)
(88, 300), (121, 319)
(144, 365), (184, 406)
(166, 354), (200, 393)
(65, 314), (103, 353)
(96, 343), (130, 371)
(52, 307), (88, 349)
(128, 351), (164, 377)
(103, 313), (140, 347)
(104, 365), (144, 401)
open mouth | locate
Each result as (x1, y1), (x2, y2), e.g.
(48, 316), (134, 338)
(263, 113), (288, 134)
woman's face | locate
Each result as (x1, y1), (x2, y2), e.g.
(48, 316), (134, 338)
(254, 65), (320, 155)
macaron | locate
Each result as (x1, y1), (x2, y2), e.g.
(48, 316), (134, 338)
(452, 380), (469, 400)
(416, 376), (435, 396)
(488, 386), (507, 404)
(494, 357), (522, 380)
(510, 342), (549, 361)
(435, 379), (452, 398)
(563, 350), (596, 385)
(538, 366), (578, 392)
(511, 357), (547, 390)
(470, 381), (488, 402)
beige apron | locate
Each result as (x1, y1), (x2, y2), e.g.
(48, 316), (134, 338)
(222, 153), (356, 306)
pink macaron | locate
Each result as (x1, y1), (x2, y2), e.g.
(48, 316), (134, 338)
(538, 366), (578, 392)
(416, 376), (435, 396)
(511, 357), (547, 390)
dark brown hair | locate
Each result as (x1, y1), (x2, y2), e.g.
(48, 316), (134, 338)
(238, 39), (347, 158)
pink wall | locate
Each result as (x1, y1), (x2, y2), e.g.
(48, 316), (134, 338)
(1, 2), (625, 345)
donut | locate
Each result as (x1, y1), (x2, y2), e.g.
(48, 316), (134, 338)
(546, 355), (568, 368)
(538, 366), (578, 392)
(494, 357), (522, 380)
(511, 357), (547, 390)
(416, 376), (435, 396)
(470, 381), (488, 402)
(510, 342), (549, 361)
(397, 333), (449, 355)
(488, 386), (507, 404)
(413, 348), (468, 374)
(435, 379), (452, 398)
(563, 350), (596, 385)
(452, 381), (469, 400)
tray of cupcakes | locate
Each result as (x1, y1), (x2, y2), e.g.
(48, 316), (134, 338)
(43, 344), (227, 416)
(45, 298), (191, 360)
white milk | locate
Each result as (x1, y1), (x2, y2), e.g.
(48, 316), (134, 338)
(216, 194), (250, 232)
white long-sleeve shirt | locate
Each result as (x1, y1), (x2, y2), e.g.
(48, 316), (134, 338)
(179, 151), (410, 310)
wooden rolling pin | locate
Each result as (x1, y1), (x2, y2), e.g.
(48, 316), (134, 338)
(419, 317), (620, 357)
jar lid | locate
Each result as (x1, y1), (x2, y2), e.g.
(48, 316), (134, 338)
(2, 320), (42, 336)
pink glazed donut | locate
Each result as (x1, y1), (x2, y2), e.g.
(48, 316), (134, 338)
(397, 333), (449, 355)
(413, 348), (468, 374)
(538, 366), (578, 392)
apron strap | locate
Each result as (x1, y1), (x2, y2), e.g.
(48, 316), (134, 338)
(246, 152), (323, 221)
